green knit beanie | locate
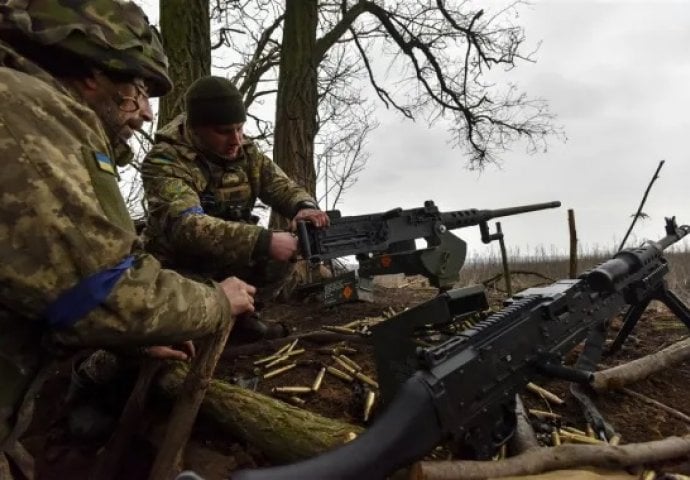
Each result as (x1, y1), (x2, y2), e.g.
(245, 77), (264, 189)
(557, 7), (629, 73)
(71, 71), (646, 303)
(185, 76), (247, 126)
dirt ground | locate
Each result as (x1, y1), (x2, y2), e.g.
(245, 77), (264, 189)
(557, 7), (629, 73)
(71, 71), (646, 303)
(22, 281), (690, 479)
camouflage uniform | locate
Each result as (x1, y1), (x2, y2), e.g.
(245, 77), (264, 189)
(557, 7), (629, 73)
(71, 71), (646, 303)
(0, 2), (232, 477)
(142, 114), (317, 290)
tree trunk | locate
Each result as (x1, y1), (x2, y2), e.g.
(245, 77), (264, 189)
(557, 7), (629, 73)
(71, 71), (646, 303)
(158, 0), (211, 128)
(156, 364), (363, 463)
(271, 0), (319, 228)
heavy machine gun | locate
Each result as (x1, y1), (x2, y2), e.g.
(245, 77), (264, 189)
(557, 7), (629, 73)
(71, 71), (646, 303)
(297, 200), (561, 289)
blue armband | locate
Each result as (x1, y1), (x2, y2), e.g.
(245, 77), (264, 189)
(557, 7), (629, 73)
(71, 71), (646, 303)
(44, 255), (135, 329)
(179, 205), (204, 217)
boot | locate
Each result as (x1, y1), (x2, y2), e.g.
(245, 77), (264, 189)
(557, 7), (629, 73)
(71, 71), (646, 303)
(64, 353), (118, 440)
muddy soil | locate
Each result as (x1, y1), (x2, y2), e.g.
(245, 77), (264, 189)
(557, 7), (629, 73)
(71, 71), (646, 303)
(23, 283), (690, 479)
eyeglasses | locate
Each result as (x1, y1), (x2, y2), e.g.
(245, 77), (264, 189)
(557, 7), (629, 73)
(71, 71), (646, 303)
(117, 80), (150, 113)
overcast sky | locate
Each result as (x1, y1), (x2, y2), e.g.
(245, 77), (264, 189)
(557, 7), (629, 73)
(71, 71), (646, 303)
(140, 1), (690, 258)
(350, 0), (690, 258)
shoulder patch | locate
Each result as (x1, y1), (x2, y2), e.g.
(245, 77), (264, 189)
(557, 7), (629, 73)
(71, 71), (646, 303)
(94, 152), (116, 175)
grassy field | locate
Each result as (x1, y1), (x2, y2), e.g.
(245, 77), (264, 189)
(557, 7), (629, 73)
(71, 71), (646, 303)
(458, 244), (690, 302)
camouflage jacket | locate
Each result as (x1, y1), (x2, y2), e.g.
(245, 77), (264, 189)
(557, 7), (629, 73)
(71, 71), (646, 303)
(0, 42), (231, 450)
(141, 114), (315, 275)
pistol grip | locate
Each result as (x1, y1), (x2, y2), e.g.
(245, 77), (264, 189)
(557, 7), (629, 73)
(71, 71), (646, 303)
(297, 221), (314, 261)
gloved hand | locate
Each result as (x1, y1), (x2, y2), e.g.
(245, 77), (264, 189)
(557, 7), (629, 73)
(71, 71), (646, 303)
(230, 312), (290, 344)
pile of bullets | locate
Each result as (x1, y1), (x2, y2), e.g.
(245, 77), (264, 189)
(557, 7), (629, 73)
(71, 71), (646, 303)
(253, 335), (379, 423)
(321, 313), (391, 337)
(525, 382), (623, 447)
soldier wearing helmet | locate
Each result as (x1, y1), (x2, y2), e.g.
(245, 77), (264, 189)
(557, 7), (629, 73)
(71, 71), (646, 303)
(0, 1), (256, 476)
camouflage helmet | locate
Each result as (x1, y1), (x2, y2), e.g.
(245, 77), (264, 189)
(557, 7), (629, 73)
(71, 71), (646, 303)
(0, 0), (172, 97)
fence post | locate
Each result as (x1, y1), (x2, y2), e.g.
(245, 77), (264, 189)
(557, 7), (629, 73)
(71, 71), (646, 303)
(496, 222), (512, 296)
(568, 209), (578, 279)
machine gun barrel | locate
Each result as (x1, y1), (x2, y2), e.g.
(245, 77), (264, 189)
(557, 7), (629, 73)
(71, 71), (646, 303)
(440, 200), (561, 230)
(587, 218), (690, 293)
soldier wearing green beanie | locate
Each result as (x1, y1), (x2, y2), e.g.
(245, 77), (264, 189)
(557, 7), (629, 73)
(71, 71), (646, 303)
(186, 75), (248, 126)
(142, 76), (329, 328)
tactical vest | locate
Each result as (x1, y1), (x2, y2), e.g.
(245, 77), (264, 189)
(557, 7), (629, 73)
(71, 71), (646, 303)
(196, 149), (260, 225)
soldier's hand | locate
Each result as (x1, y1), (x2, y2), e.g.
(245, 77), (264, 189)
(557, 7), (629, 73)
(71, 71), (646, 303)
(291, 208), (330, 230)
(269, 231), (299, 261)
(219, 276), (257, 316)
(145, 341), (195, 361)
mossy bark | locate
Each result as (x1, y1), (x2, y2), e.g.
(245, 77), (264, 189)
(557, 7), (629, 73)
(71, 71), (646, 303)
(158, 0), (211, 127)
(270, 0), (319, 228)
(156, 364), (363, 463)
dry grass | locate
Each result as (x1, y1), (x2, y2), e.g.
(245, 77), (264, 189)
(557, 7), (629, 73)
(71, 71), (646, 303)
(458, 244), (690, 302)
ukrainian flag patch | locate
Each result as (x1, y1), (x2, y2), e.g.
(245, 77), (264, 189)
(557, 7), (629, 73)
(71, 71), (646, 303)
(94, 152), (116, 175)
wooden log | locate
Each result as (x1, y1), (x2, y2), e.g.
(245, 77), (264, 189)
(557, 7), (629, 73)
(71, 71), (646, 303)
(591, 337), (690, 392)
(156, 364), (363, 463)
(409, 434), (690, 480)
(150, 316), (236, 480)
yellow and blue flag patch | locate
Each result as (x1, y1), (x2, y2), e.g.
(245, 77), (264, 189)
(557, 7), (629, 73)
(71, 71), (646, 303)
(94, 152), (116, 175)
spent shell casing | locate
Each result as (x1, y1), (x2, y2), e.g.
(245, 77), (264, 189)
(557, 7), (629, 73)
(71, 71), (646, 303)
(558, 430), (604, 445)
(265, 354), (290, 369)
(641, 471), (656, 480)
(286, 338), (299, 353)
(272, 386), (313, 394)
(312, 367), (326, 392)
(344, 432), (358, 443)
(332, 355), (357, 374)
(363, 390), (376, 422)
(354, 371), (379, 389)
(561, 426), (587, 436)
(326, 366), (354, 382)
(528, 409), (562, 420)
(253, 354), (280, 366)
(263, 363), (297, 379)
(275, 341), (293, 356)
(289, 396), (306, 406)
(586, 423), (595, 438)
(608, 434), (621, 446)
(337, 355), (362, 371)
(342, 320), (362, 329)
(526, 382), (564, 405)
(323, 325), (358, 335)
(285, 348), (305, 357)
(551, 430), (561, 446)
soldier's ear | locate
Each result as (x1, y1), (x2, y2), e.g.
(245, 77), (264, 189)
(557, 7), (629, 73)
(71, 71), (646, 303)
(81, 69), (101, 93)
